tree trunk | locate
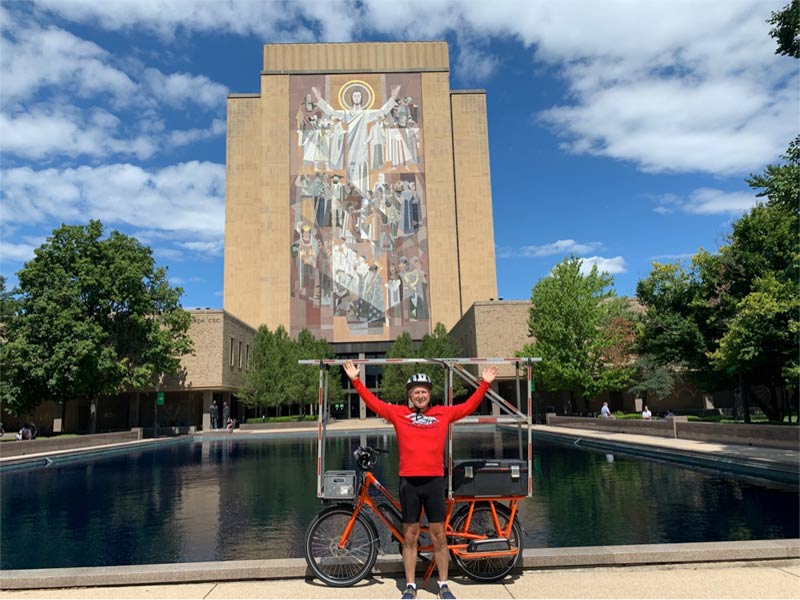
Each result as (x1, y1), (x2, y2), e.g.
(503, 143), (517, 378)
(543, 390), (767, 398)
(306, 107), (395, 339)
(740, 374), (751, 424)
(744, 381), (780, 421)
(767, 385), (784, 423)
(781, 386), (791, 424)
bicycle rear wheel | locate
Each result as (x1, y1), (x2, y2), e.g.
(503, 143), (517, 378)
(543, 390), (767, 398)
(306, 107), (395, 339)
(450, 502), (523, 582)
(304, 505), (378, 586)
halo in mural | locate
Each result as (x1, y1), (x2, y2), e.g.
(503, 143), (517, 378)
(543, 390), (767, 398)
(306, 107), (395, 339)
(338, 80), (375, 110)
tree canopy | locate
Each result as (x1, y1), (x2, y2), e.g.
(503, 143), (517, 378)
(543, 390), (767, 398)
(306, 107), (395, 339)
(238, 325), (341, 416)
(381, 323), (465, 404)
(520, 257), (637, 405)
(768, 0), (800, 58)
(0, 221), (192, 431)
(636, 139), (799, 421)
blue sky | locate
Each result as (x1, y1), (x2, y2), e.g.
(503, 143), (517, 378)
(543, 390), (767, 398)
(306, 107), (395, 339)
(1, 0), (797, 311)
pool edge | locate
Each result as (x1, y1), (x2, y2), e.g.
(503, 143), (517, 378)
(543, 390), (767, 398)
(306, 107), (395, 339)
(1, 539), (798, 590)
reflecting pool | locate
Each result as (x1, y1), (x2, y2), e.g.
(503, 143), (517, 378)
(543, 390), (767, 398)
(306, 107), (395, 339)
(1, 429), (797, 570)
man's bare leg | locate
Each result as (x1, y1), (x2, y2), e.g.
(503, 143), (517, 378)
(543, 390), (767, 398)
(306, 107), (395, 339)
(403, 522), (421, 585)
(429, 522), (448, 582)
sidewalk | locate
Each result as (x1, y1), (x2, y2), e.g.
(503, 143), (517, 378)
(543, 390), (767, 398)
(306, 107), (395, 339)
(1, 560), (798, 598)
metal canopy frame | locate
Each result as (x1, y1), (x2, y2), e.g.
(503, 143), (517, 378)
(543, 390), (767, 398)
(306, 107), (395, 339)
(299, 357), (542, 499)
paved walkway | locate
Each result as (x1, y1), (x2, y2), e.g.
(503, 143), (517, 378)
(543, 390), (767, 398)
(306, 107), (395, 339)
(1, 560), (799, 598)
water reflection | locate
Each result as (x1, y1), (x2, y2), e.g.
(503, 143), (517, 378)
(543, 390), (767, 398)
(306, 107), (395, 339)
(1, 429), (797, 569)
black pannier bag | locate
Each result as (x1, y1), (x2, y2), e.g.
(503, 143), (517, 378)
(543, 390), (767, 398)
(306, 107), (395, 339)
(451, 459), (528, 497)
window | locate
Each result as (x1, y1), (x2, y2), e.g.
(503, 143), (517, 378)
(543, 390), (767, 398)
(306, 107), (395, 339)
(238, 341), (243, 368)
(245, 344), (251, 371)
(230, 337), (235, 366)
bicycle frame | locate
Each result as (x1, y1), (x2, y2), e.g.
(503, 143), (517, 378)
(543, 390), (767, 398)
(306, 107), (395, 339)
(337, 469), (524, 583)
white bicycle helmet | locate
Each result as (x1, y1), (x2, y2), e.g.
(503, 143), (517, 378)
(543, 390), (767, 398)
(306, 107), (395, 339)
(406, 373), (433, 390)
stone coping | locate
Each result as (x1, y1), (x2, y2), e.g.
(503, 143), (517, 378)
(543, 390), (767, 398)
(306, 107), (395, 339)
(1, 539), (797, 590)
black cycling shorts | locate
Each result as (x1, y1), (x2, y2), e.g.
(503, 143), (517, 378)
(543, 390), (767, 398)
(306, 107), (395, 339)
(399, 475), (446, 524)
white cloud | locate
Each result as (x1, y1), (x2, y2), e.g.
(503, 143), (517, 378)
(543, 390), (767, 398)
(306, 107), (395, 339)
(541, 77), (793, 175)
(0, 19), (136, 106)
(683, 188), (757, 215)
(28, 0), (795, 176)
(1, 13), (228, 161)
(179, 240), (224, 256)
(169, 119), (226, 147)
(142, 69), (229, 109)
(653, 188), (757, 215)
(0, 106), (159, 160)
(519, 239), (602, 257)
(33, 0), (320, 41)
(0, 162), (226, 243)
(530, 2), (796, 175)
(578, 256), (627, 276)
(0, 238), (45, 264)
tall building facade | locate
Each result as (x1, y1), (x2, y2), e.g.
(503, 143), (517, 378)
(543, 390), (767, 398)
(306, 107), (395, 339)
(224, 41), (497, 343)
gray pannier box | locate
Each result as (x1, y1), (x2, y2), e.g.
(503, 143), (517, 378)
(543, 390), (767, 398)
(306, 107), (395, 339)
(451, 459), (528, 497)
(322, 470), (357, 500)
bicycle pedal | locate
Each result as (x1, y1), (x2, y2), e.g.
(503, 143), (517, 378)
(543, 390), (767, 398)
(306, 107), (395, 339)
(466, 538), (511, 553)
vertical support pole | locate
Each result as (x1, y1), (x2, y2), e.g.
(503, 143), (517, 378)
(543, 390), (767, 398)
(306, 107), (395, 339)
(316, 361), (325, 498)
(446, 362), (454, 499)
(515, 360), (523, 458)
(358, 353), (366, 420)
(527, 358), (533, 497)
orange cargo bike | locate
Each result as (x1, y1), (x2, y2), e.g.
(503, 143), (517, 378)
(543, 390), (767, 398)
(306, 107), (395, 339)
(300, 357), (540, 587)
(304, 445), (527, 586)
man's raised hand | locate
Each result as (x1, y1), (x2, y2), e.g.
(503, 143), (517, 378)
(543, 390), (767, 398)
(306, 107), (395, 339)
(343, 360), (359, 380)
(481, 366), (498, 384)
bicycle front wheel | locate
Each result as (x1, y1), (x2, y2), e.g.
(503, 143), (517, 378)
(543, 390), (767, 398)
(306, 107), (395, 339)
(304, 505), (378, 586)
(450, 502), (523, 582)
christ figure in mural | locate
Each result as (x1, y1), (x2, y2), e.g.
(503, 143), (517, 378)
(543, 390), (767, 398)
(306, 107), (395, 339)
(311, 85), (401, 196)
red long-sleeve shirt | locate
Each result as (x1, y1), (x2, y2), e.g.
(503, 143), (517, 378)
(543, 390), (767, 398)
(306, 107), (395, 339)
(351, 377), (490, 476)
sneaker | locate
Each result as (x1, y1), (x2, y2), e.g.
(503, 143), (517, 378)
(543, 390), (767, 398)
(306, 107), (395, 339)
(437, 584), (456, 599)
(401, 585), (417, 599)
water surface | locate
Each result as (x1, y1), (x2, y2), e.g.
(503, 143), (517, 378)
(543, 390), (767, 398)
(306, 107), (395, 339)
(1, 429), (796, 569)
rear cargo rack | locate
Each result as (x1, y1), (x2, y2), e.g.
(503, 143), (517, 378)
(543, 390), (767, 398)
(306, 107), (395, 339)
(299, 357), (541, 499)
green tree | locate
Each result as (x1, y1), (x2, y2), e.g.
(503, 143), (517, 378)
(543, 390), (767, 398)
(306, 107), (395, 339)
(708, 139), (799, 420)
(520, 257), (636, 411)
(628, 354), (675, 402)
(239, 326), (341, 418)
(635, 262), (712, 376)
(239, 325), (294, 416)
(417, 322), (466, 402)
(636, 139), (799, 422)
(291, 329), (341, 416)
(768, 0), (800, 58)
(0, 221), (192, 431)
(381, 331), (418, 403)
(380, 324), (466, 405)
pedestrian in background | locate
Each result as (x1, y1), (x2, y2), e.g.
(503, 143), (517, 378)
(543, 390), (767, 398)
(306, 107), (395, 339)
(210, 400), (219, 429)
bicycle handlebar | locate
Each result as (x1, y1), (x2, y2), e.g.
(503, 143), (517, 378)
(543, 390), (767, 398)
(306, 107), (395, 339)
(353, 446), (388, 471)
